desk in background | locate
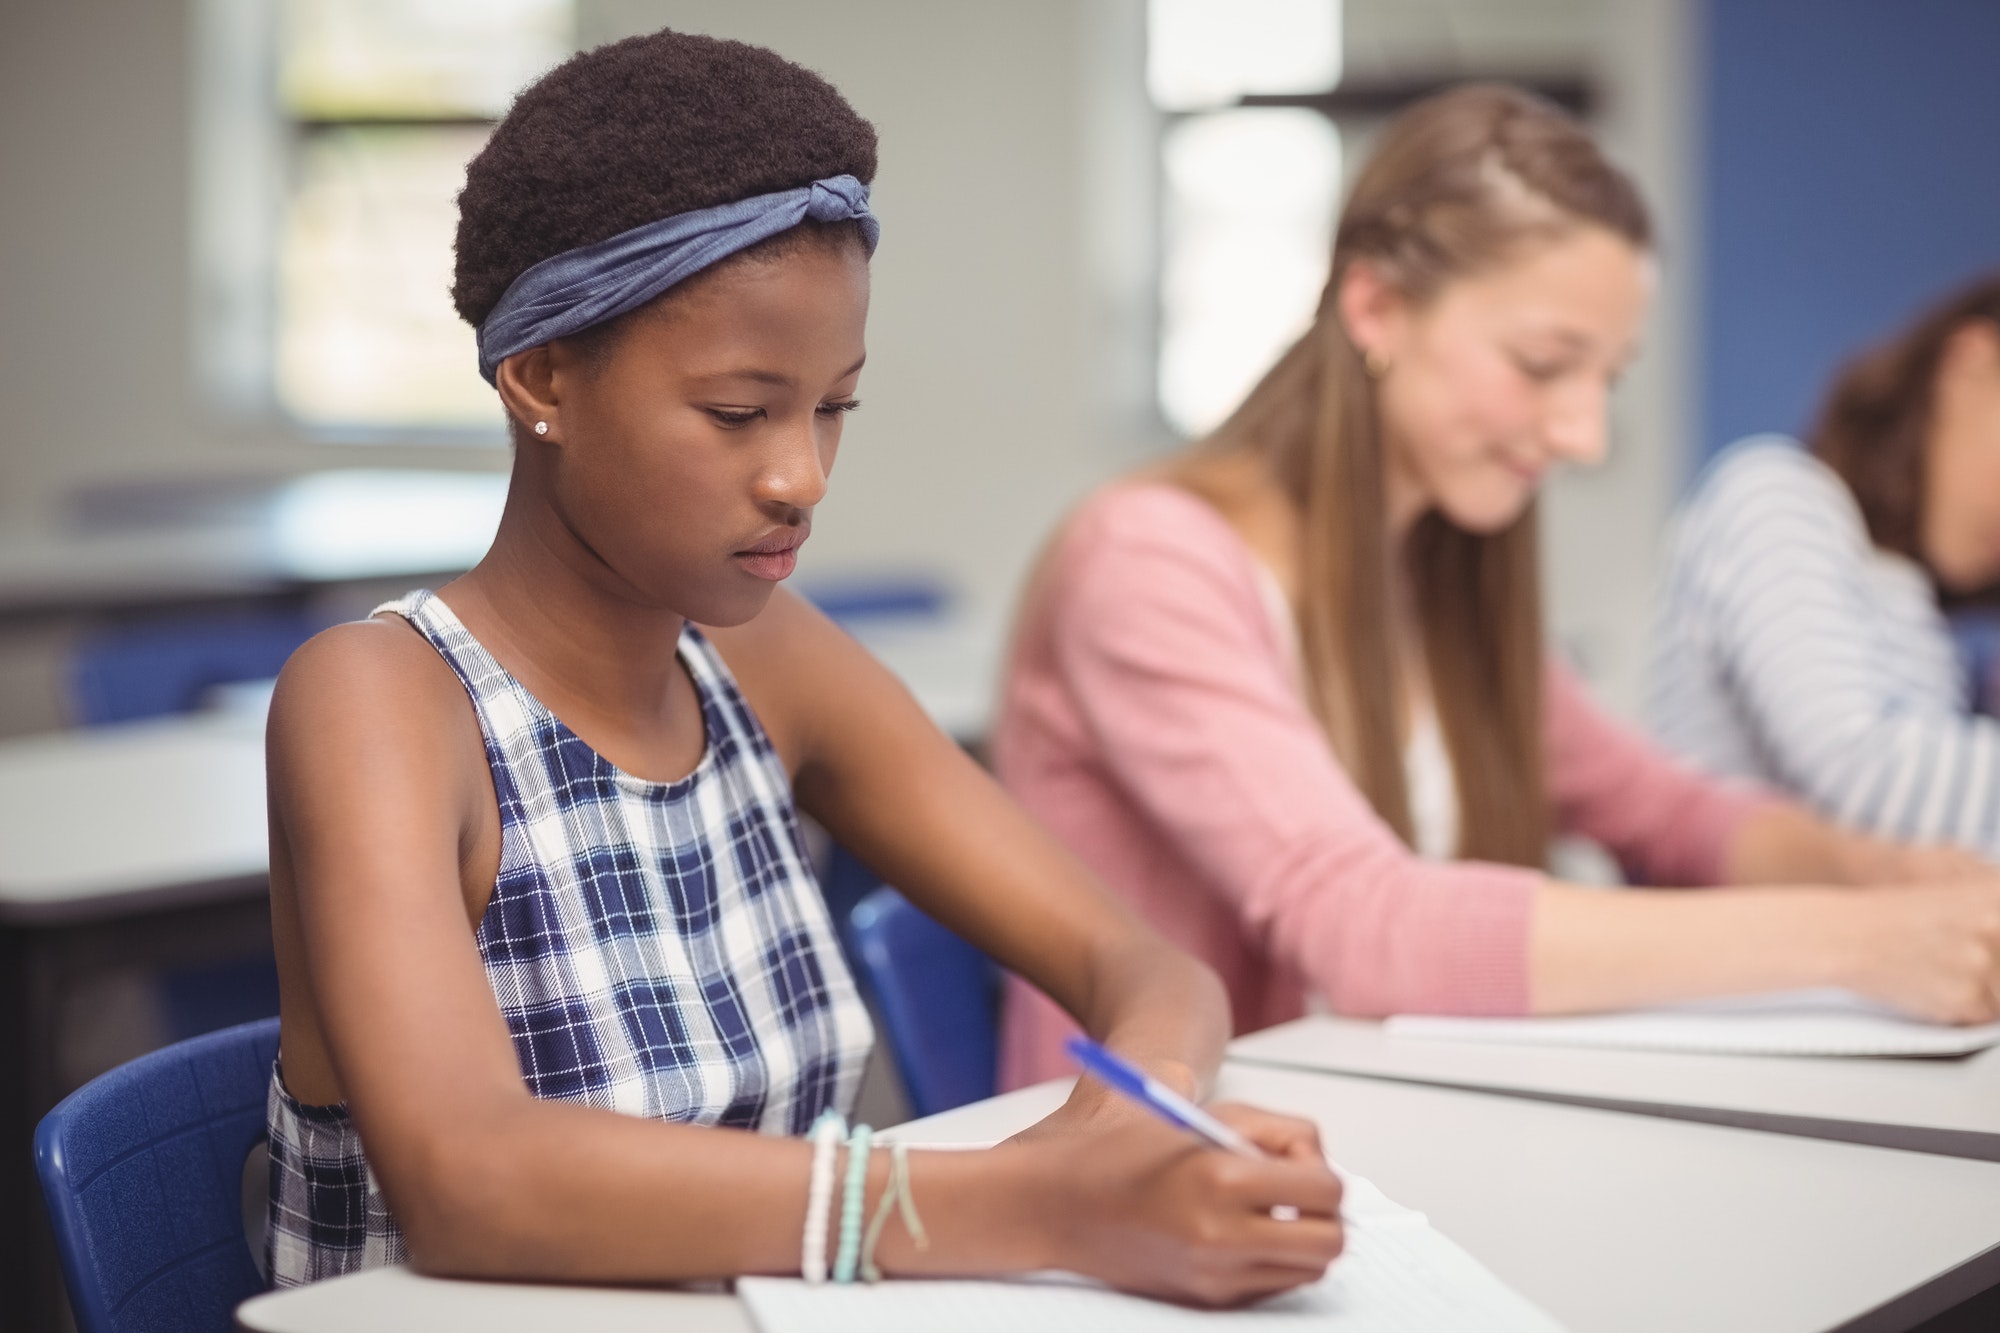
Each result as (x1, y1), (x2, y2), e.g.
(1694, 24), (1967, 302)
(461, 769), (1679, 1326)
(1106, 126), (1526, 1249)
(1228, 1014), (2000, 1162)
(0, 709), (275, 1330)
(236, 1064), (2000, 1333)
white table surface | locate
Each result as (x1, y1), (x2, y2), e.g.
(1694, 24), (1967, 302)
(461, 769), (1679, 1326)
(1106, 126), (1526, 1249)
(1228, 1014), (2000, 1161)
(0, 710), (269, 923)
(235, 1065), (2000, 1333)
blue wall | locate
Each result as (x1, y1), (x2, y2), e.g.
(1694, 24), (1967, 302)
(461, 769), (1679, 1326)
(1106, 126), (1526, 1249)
(1699, 0), (2000, 462)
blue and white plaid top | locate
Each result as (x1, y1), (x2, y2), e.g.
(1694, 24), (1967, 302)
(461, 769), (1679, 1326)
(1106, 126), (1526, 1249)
(266, 589), (874, 1286)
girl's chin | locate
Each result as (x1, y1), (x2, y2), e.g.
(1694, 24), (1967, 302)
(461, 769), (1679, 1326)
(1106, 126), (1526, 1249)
(1437, 488), (1534, 536)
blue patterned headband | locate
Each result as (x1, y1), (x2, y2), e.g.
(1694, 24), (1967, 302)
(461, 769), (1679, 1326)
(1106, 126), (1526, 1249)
(476, 173), (880, 384)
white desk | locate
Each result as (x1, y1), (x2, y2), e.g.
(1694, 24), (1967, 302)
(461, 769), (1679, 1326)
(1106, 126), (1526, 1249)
(0, 711), (269, 925)
(1229, 1015), (2000, 1162)
(235, 1065), (2000, 1333)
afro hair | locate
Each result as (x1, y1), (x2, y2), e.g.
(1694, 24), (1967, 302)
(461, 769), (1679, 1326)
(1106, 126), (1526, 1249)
(452, 30), (878, 328)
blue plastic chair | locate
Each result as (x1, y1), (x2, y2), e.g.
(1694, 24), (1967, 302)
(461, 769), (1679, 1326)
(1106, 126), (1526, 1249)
(68, 610), (326, 726)
(34, 1018), (279, 1333)
(843, 886), (1000, 1118)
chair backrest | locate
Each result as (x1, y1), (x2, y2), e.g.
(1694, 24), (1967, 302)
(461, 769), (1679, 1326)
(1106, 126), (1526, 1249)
(843, 887), (999, 1118)
(68, 611), (325, 726)
(35, 1018), (279, 1333)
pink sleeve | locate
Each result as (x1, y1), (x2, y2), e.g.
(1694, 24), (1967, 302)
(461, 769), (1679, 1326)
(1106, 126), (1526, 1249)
(1544, 661), (1774, 885)
(1047, 493), (1538, 1017)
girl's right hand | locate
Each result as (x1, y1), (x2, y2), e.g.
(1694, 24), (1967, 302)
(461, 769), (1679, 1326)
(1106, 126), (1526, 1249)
(1029, 1102), (1345, 1307)
(1831, 882), (2000, 1023)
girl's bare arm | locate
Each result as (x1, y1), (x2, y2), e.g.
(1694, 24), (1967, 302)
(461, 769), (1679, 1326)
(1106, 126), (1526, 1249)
(710, 590), (1232, 1111)
(268, 616), (1339, 1298)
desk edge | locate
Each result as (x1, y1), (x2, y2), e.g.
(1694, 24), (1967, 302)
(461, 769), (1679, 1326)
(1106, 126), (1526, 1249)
(1225, 1053), (2000, 1162)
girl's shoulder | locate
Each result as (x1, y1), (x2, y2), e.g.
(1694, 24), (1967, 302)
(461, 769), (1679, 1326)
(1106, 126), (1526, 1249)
(1685, 434), (1860, 532)
(1053, 479), (1261, 579)
(1016, 479), (1281, 658)
(267, 613), (490, 799)
(272, 613), (475, 739)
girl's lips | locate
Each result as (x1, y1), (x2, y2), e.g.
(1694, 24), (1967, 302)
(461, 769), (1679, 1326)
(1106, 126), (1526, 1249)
(735, 526), (807, 581)
(736, 549), (798, 581)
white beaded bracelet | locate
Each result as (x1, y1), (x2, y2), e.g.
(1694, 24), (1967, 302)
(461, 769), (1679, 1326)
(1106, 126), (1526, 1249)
(802, 1109), (847, 1284)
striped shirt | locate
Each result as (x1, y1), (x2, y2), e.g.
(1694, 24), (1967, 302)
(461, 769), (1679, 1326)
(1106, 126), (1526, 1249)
(266, 590), (874, 1286)
(1649, 435), (2000, 855)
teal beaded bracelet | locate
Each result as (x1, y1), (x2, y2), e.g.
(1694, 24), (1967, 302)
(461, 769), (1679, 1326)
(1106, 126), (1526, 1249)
(831, 1123), (874, 1283)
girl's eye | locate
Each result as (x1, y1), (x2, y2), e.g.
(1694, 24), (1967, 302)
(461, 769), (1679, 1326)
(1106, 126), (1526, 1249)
(705, 407), (764, 428)
(1512, 355), (1567, 383)
(817, 398), (862, 417)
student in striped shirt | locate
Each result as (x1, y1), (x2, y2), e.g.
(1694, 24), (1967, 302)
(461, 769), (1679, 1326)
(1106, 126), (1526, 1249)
(1651, 275), (2000, 858)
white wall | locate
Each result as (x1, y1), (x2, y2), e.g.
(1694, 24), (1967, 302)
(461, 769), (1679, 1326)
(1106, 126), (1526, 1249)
(0, 3), (510, 536)
(1546, 0), (1699, 723)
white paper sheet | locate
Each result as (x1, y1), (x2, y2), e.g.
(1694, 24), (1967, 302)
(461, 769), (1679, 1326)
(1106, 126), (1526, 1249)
(1387, 988), (2000, 1057)
(738, 1170), (1560, 1333)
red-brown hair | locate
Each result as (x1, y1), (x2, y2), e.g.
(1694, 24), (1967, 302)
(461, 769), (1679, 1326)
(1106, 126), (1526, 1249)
(1809, 273), (2000, 580)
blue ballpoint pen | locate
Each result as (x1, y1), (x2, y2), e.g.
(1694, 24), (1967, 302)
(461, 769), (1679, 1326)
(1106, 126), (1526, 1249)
(1065, 1035), (1265, 1158)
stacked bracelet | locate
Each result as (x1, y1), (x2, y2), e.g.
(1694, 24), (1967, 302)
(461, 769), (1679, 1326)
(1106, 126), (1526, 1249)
(859, 1140), (929, 1282)
(831, 1124), (875, 1283)
(801, 1109), (847, 1284)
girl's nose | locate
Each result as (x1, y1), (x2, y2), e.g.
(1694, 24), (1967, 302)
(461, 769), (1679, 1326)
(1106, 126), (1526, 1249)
(758, 417), (832, 510)
(1546, 381), (1610, 467)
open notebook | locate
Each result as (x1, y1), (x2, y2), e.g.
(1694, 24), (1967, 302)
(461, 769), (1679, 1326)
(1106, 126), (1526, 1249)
(739, 1172), (1560, 1332)
(1386, 989), (2000, 1057)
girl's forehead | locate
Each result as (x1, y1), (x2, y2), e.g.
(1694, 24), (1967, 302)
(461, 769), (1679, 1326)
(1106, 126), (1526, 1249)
(608, 247), (871, 380)
(1429, 229), (1650, 336)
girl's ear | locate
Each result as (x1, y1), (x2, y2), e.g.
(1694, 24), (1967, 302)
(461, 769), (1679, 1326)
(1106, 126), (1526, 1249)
(495, 345), (562, 442)
(1335, 260), (1408, 369)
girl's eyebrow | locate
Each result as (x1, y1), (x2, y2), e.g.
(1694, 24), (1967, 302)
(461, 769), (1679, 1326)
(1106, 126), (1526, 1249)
(1512, 326), (1592, 350)
(689, 355), (867, 390)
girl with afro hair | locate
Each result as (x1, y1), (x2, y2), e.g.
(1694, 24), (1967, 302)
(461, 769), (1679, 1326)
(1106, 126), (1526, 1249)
(260, 27), (1342, 1304)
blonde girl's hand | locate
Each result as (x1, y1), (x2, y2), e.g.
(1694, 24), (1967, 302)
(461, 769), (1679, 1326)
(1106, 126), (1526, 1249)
(1831, 832), (1999, 885)
(1832, 883), (2000, 1024)
(1031, 1103), (1344, 1307)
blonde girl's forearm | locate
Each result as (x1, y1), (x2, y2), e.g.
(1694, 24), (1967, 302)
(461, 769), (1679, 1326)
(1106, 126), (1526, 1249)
(1525, 879), (1854, 1014)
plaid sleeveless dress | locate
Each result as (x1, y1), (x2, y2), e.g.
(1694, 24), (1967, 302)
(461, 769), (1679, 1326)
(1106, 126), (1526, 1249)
(265, 590), (874, 1286)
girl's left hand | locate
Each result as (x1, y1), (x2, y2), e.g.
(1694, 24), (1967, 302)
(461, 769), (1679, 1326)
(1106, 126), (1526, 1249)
(1835, 834), (2000, 886)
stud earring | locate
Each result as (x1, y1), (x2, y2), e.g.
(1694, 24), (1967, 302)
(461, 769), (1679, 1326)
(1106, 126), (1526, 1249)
(534, 421), (549, 436)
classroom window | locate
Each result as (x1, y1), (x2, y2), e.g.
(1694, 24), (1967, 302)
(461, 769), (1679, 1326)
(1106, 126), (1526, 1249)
(194, 0), (574, 438)
(1150, 0), (1343, 438)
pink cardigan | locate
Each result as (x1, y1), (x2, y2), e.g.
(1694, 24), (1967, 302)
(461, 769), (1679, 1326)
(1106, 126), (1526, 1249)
(996, 483), (1768, 1088)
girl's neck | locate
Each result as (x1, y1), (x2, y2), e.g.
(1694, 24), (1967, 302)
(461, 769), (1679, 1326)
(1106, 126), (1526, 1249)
(441, 480), (697, 762)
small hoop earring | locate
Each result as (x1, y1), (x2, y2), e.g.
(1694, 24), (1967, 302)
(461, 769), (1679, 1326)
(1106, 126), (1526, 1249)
(533, 420), (549, 436)
(1363, 349), (1389, 380)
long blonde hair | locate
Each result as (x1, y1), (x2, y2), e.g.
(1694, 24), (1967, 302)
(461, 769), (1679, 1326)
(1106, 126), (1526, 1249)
(1190, 85), (1650, 866)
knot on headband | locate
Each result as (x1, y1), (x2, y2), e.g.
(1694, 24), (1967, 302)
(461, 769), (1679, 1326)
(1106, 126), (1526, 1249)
(476, 173), (880, 384)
